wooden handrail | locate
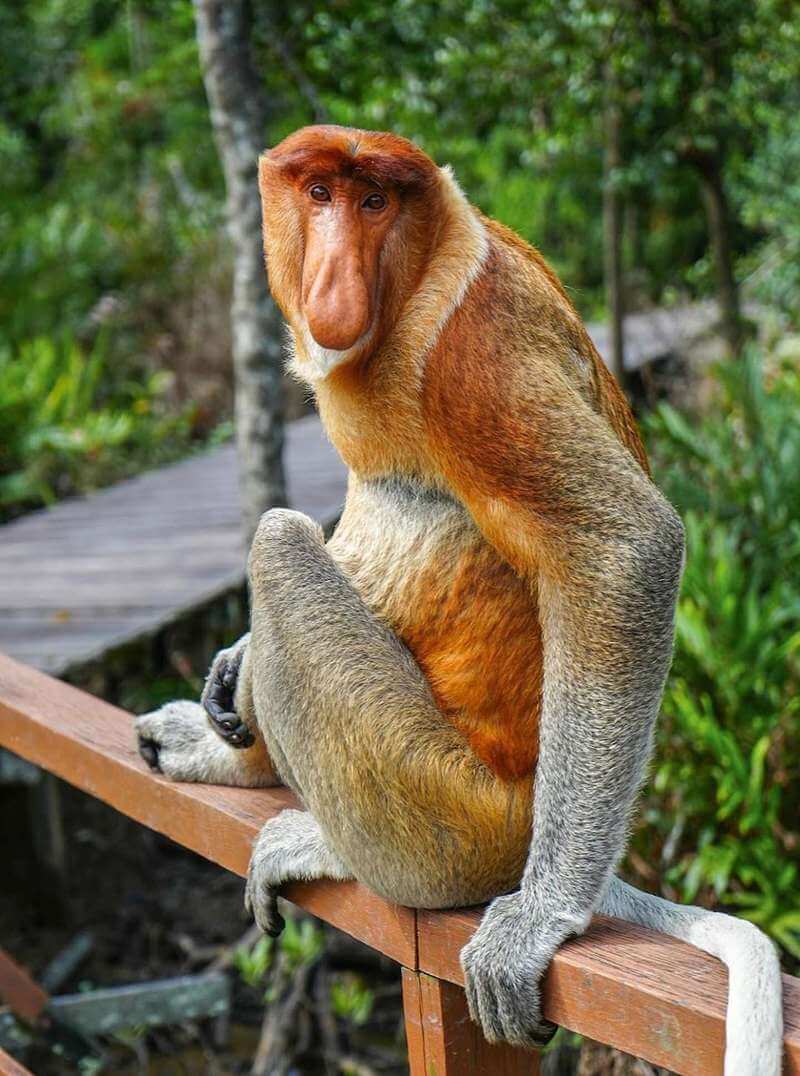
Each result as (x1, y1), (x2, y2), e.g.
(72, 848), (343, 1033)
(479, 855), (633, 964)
(0, 652), (798, 1075)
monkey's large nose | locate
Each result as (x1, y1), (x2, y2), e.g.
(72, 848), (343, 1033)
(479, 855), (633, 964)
(304, 252), (371, 351)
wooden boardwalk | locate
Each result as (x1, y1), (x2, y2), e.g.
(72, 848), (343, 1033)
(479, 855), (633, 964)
(0, 414), (347, 675)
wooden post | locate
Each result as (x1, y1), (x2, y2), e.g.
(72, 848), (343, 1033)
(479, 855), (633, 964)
(0, 948), (48, 1024)
(402, 968), (539, 1076)
(0, 1046), (34, 1076)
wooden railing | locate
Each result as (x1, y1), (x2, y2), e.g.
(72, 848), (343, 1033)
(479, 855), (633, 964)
(0, 651), (798, 1075)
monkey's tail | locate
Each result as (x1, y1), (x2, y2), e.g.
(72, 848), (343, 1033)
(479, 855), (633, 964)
(598, 875), (783, 1076)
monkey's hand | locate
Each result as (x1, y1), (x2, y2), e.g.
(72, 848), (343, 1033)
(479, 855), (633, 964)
(460, 892), (571, 1049)
(202, 633), (253, 748)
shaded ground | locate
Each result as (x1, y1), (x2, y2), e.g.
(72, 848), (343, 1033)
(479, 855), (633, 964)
(0, 778), (406, 1074)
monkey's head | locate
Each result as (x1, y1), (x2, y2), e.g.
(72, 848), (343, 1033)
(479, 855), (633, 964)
(259, 125), (444, 380)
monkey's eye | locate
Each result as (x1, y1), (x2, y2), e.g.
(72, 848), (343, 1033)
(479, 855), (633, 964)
(309, 184), (331, 203)
(362, 192), (387, 211)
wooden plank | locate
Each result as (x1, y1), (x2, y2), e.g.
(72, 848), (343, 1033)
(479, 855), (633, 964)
(0, 1047), (34, 1076)
(401, 967), (428, 1073)
(49, 972), (229, 1036)
(417, 907), (800, 1076)
(0, 950), (48, 1024)
(0, 654), (416, 967)
(401, 969), (538, 1076)
(0, 414), (347, 676)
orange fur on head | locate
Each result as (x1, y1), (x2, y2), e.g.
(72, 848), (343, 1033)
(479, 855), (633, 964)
(259, 126), (444, 380)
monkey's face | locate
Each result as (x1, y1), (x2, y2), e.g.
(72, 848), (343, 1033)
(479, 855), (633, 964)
(259, 126), (441, 379)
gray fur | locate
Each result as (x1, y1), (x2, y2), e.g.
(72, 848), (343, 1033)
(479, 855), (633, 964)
(245, 809), (352, 935)
(136, 497), (781, 1072)
(135, 700), (266, 786)
(462, 499), (686, 1046)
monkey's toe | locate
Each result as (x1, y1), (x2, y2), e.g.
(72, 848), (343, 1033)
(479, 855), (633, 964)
(205, 708), (255, 749)
(203, 671), (254, 748)
(244, 878), (285, 937)
(138, 737), (162, 772)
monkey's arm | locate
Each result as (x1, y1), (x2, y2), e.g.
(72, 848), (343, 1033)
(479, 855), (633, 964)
(427, 368), (685, 1047)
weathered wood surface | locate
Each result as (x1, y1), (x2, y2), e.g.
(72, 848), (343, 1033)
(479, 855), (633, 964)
(0, 415), (347, 675)
(1, 653), (798, 1075)
(0, 949), (48, 1024)
(419, 906), (800, 1075)
(402, 970), (538, 1075)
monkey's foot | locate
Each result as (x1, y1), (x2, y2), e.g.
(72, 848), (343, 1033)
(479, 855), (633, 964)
(135, 700), (259, 786)
(202, 635), (254, 748)
(245, 810), (352, 936)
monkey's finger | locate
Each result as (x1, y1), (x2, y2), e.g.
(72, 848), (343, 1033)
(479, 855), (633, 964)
(464, 965), (502, 1043)
(528, 1019), (558, 1048)
(203, 677), (235, 720)
(204, 679), (255, 748)
(206, 708), (255, 748)
(496, 981), (557, 1049)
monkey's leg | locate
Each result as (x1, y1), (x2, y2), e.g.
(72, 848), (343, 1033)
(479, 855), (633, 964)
(245, 809), (352, 936)
(135, 699), (278, 787)
(243, 509), (531, 914)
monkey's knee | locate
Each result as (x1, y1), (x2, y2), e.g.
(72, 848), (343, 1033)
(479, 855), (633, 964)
(248, 509), (324, 580)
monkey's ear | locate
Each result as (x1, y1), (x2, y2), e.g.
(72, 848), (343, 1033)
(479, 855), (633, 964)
(258, 152), (288, 199)
(259, 151), (280, 175)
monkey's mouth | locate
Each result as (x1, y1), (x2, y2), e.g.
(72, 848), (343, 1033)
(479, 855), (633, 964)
(299, 321), (372, 380)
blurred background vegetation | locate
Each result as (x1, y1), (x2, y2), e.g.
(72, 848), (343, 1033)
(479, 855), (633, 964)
(1, 0), (799, 1071)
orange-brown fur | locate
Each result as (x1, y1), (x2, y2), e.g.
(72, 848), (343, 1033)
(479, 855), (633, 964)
(260, 126), (649, 783)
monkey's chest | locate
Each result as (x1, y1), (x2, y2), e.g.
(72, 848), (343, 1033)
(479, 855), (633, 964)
(328, 478), (543, 780)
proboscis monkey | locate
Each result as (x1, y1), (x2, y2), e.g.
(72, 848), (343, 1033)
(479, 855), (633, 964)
(136, 126), (783, 1072)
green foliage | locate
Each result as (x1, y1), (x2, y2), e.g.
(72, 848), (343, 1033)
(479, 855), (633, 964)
(330, 973), (375, 1027)
(278, 916), (325, 972)
(234, 918), (325, 1001)
(234, 935), (274, 989)
(4, 0), (795, 382)
(0, 332), (196, 520)
(639, 353), (800, 958)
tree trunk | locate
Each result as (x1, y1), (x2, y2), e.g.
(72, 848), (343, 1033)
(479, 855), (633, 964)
(193, 0), (287, 545)
(696, 156), (743, 356)
(602, 68), (626, 389)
